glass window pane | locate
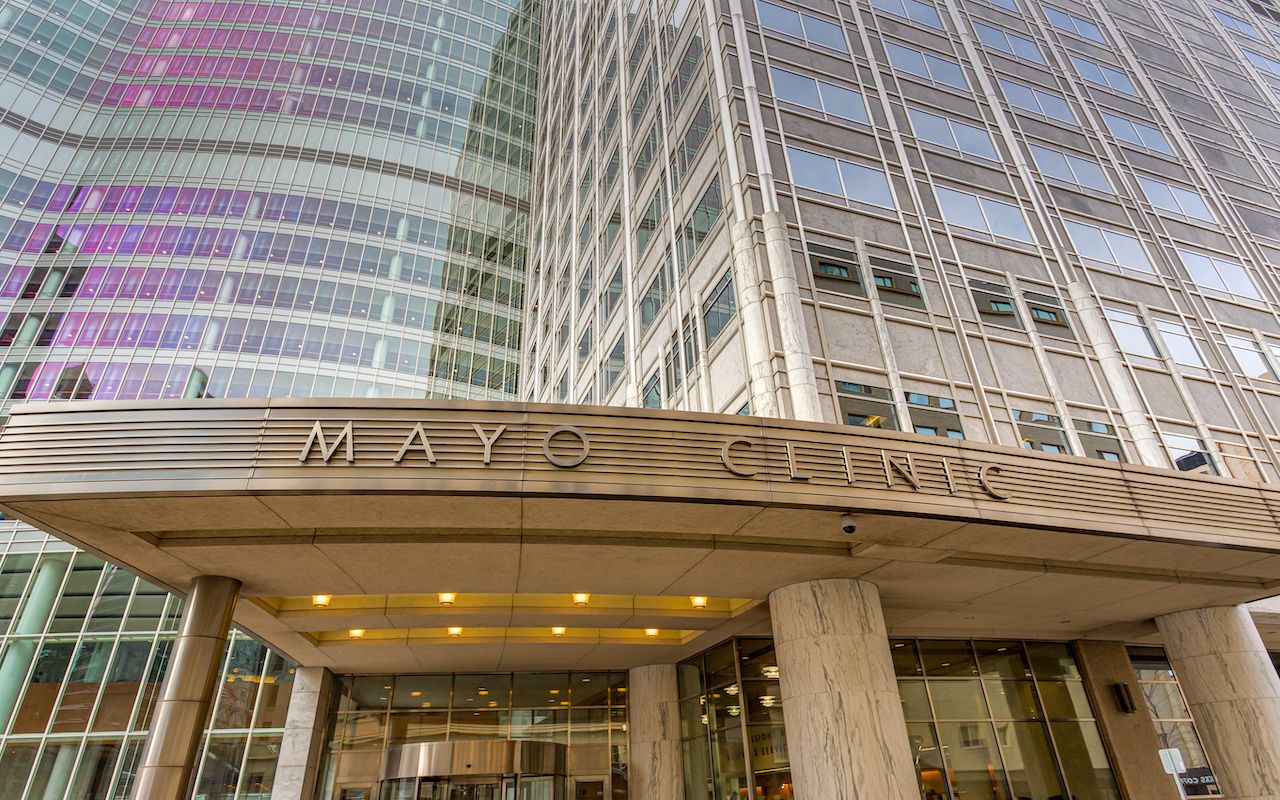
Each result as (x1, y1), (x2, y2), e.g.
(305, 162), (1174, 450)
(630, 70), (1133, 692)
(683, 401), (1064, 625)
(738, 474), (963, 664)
(937, 721), (1010, 799)
(906, 722), (949, 799)
(921, 640), (979, 676)
(999, 721), (1066, 798)
(930, 680), (989, 719)
(1051, 720), (1122, 799)
(984, 680), (1041, 720)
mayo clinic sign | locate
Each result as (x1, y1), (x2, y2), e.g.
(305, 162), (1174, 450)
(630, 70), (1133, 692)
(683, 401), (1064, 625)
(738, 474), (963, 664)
(297, 418), (1015, 501)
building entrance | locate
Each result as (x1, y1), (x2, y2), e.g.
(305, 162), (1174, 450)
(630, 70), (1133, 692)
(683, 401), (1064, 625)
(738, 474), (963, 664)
(335, 741), (568, 800)
(375, 774), (563, 800)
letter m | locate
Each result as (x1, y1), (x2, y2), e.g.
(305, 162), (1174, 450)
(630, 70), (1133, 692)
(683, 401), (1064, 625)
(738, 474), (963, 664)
(299, 421), (354, 463)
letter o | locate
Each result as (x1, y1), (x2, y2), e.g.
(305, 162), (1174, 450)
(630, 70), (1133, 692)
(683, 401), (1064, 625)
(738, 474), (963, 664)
(543, 425), (590, 468)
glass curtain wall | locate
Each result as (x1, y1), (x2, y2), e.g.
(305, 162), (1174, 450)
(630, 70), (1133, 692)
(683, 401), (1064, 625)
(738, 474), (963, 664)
(322, 672), (628, 800)
(678, 638), (1119, 800)
(0, 547), (294, 800)
(1127, 647), (1222, 797)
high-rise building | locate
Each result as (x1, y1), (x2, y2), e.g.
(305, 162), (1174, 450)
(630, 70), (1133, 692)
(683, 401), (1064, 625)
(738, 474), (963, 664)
(6, 1), (1280, 800)
(0, 0), (540, 797)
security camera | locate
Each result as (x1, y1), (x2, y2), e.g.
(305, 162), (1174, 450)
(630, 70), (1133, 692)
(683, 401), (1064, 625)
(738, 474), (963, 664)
(841, 513), (857, 535)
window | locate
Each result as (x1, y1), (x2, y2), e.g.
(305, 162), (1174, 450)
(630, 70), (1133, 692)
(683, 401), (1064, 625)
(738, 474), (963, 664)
(1069, 55), (1137, 95)
(906, 392), (964, 438)
(998, 78), (1076, 123)
(1214, 9), (1261, 37)
(970, 279), (1022, 329)
(682, 315), (700, 374)
(1029, 145), (1111, 192)
(1074, 419), (1125, 462)
(1102, 113), (1172, 155)
(787, 147), (894, 208)
(1127, 647), (1222, 796)
(603, 336), (626, 392)
(671, 98), (714, 184)
(885, 43), (968, 89)
(677, 179), (724, 271)
(757, 1), (848, 51)
(870, 255), (925, 309)
(1104, 309), (1159, 358)
(769, 67), (870, 124)
(635, 187), (667, 256)
(666, 34), (704, 115)
(1226, 335), (1275, 380)
(1063, 221), (1154, 274)
(1176, 249), (1261, 300)
(973, 22), (1045, 63)
(602, 265), (624, 319)
(639, 266), (669, 333)
(907, 108), (997, 159)
(1245, 49), (1280, 76)
(642, 372), (661, 408)
(837, 382), (898, 429)
(577, 325), (593, 368)
(1043, 7), (1105, 41)
(633, 124), (659, 189)
(702, 270), (737, 346)
(870, 0), (944, 28)
(1015, 410), (1072, 454)
(663, 333), (683, 395)
(935, 187), (1033, 241)
(1163, 434), (1217, 475)
(1137, 178), (1215, 223)
(810, 244), (864, 296)
(1024, 290), (1072, 338)
(1153, 320), (1204, 367)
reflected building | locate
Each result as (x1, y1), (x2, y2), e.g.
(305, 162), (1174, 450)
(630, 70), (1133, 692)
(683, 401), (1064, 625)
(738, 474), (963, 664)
(0, 0), (540, 797)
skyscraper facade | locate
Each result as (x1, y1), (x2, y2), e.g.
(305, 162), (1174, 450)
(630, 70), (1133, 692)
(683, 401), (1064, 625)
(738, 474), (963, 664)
(0, 0), (540, 797)
(6, 0), (1280, 800)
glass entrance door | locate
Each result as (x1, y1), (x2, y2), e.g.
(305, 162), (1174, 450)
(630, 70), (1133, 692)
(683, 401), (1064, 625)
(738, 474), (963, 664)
(448, 780), (502, 800)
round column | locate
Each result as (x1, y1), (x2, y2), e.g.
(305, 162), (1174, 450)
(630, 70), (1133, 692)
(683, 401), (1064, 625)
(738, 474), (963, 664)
(0, 553), (71, 729)
(132, 575), (241, 800)
(1156, 605), (1280, 800)
(627, 663), (683, 800)
(769, 578), (918, 799)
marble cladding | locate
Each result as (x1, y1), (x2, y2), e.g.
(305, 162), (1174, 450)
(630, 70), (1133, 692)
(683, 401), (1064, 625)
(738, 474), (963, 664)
(769, 578), (920, 799)
(1156, 605), (1280, 800)
(627, 663), (683, 800)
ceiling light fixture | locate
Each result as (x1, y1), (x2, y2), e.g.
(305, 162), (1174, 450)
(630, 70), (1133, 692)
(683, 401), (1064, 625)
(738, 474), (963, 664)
(572, 593), (590, 606)
(348, 629), (365, 640)
(438, 592), (457, 605)
(311, 594), (332, 608)
(448, 626), (463, 637)
(690, 596), (709, 609)
(552, 626), (567, 637)
(645, 628), (659, 638)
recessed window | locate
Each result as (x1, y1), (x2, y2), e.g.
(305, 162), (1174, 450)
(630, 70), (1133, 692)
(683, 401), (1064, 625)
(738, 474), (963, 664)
(907, 108), (997, 159)
(906, 391), (964, 438)
(1164, 434), (1217, 475)
(1069, 55), (1137, 95)
(970, 279), (1022, 329)
(837, 382), (898, 430)
(1074, 419), (1126, 462)
(1137, 178), (1215, 223)
(1015, 410), (1072, 454)
(885, 42), (969, 89)
(1176, 249), (1260, 301)
(973, 22), (1045, 63)
(1043, 7), (1105, 41)
(787, 147), (895, 208)
(1063, 220), (1154, 275)
(757, 0), (849, 52)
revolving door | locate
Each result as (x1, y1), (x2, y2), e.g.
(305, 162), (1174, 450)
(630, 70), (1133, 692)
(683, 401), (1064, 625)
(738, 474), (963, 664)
(366, 741), (567, 800)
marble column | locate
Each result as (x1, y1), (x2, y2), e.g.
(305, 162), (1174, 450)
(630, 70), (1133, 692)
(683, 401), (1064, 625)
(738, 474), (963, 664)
(132, 575), (241, 800)
(270, 667), (335, 800)
(627, 664), (683, 800)
(1155, 605), (1280, 800)
(769, 579), (918, 799)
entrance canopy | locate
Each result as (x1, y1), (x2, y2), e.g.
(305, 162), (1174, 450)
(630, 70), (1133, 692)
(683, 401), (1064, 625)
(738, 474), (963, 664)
(1, 399), (1278, 673)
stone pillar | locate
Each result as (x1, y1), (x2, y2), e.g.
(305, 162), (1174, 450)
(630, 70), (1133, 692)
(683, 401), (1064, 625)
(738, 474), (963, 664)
(1073, 640), (1180, 800)
(1155, 605), (1280, 800)
(270, 667), (335, 800)
(769, 579), (918, 799)
(627, 664), (682, 800)
(0, 554), (71, 729)
(132, 575), (241, 800)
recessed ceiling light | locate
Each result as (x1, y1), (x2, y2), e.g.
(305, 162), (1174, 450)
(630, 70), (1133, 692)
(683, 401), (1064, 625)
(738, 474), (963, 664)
(448, 627), (463, 637)
(690, 596), (709, 609)
(438, 592), (457, 605)
(311, 594), (332, 608)
(348, 629), (365, 640)
(572, 592), (590, 606)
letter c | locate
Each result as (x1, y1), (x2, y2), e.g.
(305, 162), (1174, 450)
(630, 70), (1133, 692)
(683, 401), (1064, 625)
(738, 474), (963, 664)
(978, 464), (1012, 500)
(721, 438), (758, 477)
